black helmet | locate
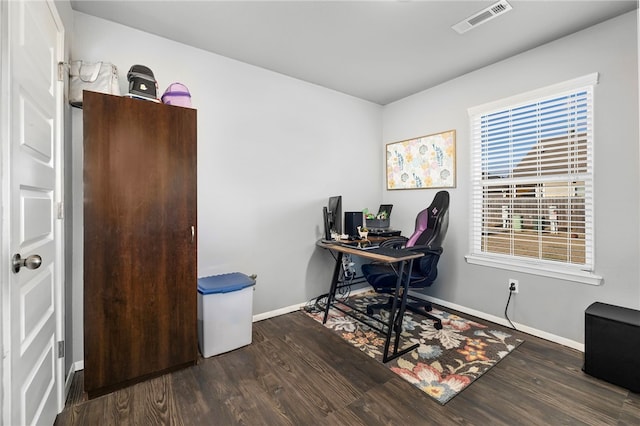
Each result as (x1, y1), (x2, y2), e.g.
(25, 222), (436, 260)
(127, 65), (157, 100)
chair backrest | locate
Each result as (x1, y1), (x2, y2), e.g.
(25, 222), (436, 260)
(405, 190), (450, 249)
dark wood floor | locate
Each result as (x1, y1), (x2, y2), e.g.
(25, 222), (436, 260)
(56, 309), (639, 425)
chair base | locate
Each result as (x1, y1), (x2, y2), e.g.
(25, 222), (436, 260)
(367, 296), (443, 330)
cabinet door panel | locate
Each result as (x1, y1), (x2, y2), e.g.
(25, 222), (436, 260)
(83, 92), (197, 397)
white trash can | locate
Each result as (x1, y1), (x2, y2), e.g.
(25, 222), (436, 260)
(197, 272), (255, 357)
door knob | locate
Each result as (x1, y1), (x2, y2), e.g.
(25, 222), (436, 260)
(12, 254), (42, 274)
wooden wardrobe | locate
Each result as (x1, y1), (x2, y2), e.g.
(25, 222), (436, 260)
(83, 91), (197, 398)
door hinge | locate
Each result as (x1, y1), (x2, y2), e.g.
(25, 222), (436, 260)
(57, 62), (65, 82)
(57, 341), (65, 358)
(57, 202), (64, 219)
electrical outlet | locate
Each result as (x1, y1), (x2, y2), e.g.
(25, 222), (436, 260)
(508, 279), (519, 294)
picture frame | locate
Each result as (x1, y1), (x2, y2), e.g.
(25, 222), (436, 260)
(386, 129), (456, 190)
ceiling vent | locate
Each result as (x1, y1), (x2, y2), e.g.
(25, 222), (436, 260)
(452, 1), (513, 34)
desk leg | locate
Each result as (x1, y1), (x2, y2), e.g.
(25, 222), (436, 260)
(392, 259), (414, 355)
(323, 251), (343, 324)
(382, 258), (419, 363)
(381, 260), (405, 362)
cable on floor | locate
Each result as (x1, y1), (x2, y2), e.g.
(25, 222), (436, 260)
(504, 288), (517, 330)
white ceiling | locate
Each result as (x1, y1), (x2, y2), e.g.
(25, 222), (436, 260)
(70, 0), (638, 105)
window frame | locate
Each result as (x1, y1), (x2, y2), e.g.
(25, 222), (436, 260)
(465, 73), (602, 285)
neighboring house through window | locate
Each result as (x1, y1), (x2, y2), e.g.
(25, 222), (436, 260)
(466, 73), (602, 285)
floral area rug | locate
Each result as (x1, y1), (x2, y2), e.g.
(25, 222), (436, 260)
(304, 292), (523, 404)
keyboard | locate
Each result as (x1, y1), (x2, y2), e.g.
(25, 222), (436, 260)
(358, 246), (417, 258)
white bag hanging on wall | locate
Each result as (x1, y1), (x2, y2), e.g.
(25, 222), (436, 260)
(68, 60), (120, 108)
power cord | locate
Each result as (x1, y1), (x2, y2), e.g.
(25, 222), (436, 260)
(504, 287), (517, 330)
(342, 254), (356, 281)
(303, 257), (353, 314)
(303, 294), (326, 313)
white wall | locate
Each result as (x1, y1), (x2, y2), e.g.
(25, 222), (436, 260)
(70, 12), (382, 363)
(382, 11), (639, 347)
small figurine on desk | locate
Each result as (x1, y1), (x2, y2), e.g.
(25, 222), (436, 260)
(357, 226), (369, 241)
(331, 231), (350, 241)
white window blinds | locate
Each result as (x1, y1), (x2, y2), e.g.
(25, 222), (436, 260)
(469, 74), (597, 272)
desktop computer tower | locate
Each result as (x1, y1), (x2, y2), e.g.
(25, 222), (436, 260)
(344, 212), (363, 237)
(583, 302), (640, 392)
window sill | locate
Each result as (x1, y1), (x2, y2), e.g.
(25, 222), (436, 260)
(464, 254), (603, 285)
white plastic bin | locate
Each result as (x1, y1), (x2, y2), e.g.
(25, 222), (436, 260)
(197, 272), (255, 357)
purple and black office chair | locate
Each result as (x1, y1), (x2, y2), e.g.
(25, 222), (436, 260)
(361, 190), (450, 330)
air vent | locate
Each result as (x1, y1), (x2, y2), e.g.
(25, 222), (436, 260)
(452, 1), (513, 34)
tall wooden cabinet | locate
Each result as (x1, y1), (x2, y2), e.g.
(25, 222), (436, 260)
(83, 91), (198, 398)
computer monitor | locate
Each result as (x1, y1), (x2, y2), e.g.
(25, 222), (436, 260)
(322, 207), (331, 240)
(378, 204), (393, 218)
(326, 195), (342, 236)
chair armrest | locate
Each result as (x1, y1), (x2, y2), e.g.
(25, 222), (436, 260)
(379, 236), (408, 248)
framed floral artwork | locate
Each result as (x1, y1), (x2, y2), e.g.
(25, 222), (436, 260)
(386, 130), (456, 190)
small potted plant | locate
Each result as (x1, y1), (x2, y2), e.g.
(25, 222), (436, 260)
(363, 208), (389, 229)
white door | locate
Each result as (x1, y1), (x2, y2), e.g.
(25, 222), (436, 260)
(1, 0), (65, 424)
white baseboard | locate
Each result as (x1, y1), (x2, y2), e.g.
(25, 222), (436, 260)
(253, 304), (301, 322)
(252, 287), (371, 322)
(409, 292), (584, 352)
(64, 360), (85, 399)
(64, 364), (75, 397)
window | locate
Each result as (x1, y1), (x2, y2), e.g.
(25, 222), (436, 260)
(466, 74), (602, 285)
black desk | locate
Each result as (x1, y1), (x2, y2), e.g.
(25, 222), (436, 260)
(316, 239), (424, 362)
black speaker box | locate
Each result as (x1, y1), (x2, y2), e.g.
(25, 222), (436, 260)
(584, 302), (640, 392)
(344, 211), (363, 237)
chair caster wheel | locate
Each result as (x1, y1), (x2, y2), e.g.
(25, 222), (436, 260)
(434, 322), (443, 330)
